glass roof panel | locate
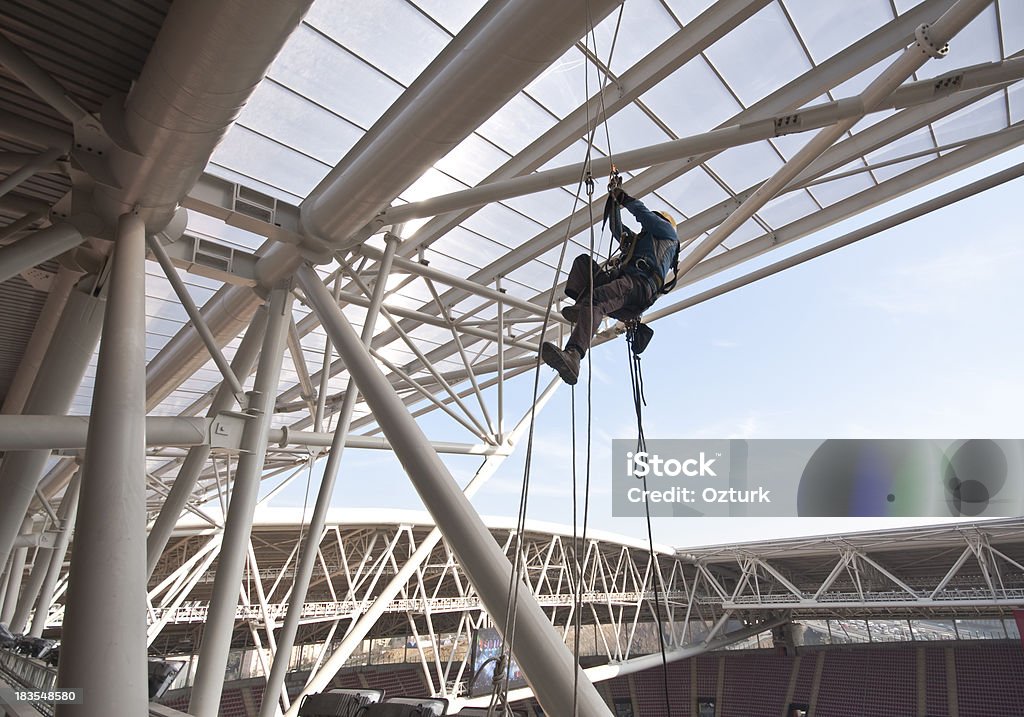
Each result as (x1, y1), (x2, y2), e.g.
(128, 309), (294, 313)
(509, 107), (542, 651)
(209, 125), (330, 198)
(429, 227), (510, 269)
(756, 188), (820, 229)
(592, 0), (679, 76)
(592, 103), (672, 154)
(830, 53), (901, 99)
(770, 131), (816, 161)
(704, 2), (812, 106)
(461, 203), (545, 248)
(639, 56), (744, 137)
(305, 0), (451, 85)
(1002, 0), (1024, 54)
(524, 47), (593, 119)
(865, 125), (936, 165)
(917, 4), (1002, 79)
(435, 133), (511, 185)
(662, 0), (716, 26)
(476, 94), (559, 154)
(783, 0), (893, 64)
(870, 154), (934, 182)
(1008, 81), (1024, 123)
(705, 140), (785, 191)
(268, 24), (403, 129)
(399, 168), (467, 203)
(502, 187), (579, 227)
(236, 81), (362, 165)
(411, 0), (487, 34)
(657, 166), (731, 216)
(805, 170), (875, 207)
(932, 91), (1008, 146)
(538, 139), (603, 173)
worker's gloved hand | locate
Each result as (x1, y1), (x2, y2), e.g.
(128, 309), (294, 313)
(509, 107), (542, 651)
(610, 186), (634, 205)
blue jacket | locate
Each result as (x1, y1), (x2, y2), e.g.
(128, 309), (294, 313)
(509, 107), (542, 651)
(614, 198), (679, 295)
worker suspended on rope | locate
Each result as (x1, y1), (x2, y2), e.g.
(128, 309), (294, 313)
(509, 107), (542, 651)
(541, 178), (680, 385)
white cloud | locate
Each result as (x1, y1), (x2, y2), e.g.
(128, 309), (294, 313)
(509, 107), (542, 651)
(848, 234), (1024, 317)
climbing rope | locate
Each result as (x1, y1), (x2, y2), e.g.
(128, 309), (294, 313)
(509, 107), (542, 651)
(625, 328), (673, 717)
(491, 3), (625, 715)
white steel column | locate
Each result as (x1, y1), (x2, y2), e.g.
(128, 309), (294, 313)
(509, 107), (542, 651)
(259, 235), (399, 717)
(287, 378), (560, 713)
(29, 470), (82, 637)
(9, 476), (80, 633)
(0, 285), (104, 575)
(189, 287), (293, 717)
(55, 213), (149, 717)
(674, 0), (994, 278)
(146, 305), (269, 578)
(296, 263), (611, 717)
(0, 518), (32, 625)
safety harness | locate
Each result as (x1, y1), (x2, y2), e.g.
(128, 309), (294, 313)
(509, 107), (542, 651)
(600, 170), (679, 354)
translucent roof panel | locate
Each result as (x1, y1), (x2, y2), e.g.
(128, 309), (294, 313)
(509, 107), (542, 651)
(805, 170), (875, 207)
(756, 188), (820, 229)
(268, 24), (404, 129)
(412, 0), (487, 35)
(662, 0), (717, 26)
(783, 0), (893, 64)
(1003, 0), (1024, 54)
(932, 92), (1008, 146)
(705, 140), (785, 191)
(235, 81), (362, 165)
(592, 0), (679, 76)
(592, 103), (672, 155)
(209, 125), (330, 198)
(525, 47), (594, 119)
(1009, 82), (1024, 124)
(657, 166), (732, 217)
(435, 133), (511, 185)
(639, 56), (744, 137)
(305, 0), (452, 85)
(476, 93), (559, 154)
(703, 2), (813, 107)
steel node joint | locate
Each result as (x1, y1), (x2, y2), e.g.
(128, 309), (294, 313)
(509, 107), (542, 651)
(915, 23), (949, 60)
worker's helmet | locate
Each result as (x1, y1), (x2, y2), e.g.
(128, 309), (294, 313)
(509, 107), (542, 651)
(654, 210), (677, 229)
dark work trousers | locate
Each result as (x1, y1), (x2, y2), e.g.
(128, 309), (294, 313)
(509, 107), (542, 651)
(567, 272), (652, 357)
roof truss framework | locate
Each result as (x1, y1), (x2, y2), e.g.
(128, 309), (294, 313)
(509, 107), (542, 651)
(0, 0), (1022, 714)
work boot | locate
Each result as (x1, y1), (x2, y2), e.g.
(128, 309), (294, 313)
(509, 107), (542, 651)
(560, 303), (580, 323)
(541, 342), (581, 385)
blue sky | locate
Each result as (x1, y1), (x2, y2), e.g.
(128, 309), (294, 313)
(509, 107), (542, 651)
(265, 145), (1024, 548)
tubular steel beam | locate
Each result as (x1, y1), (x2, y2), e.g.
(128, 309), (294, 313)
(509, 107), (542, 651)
(56, 213), (149, 716)
(0, 31), (87, 122)
(0, 223), (85, 285)
(259, 236), (400, 717)
(285, 378), (561, 712)
(296, 263), (611, 717)
(29, 471), (81, 637)
(147, 235), (245, 399)
(188, 287), (292, 717)
(374, 56), (1024, 227)
(0, 518), (32, 625)
(0, 148), (63, 200)
(145, 306), (268, 578)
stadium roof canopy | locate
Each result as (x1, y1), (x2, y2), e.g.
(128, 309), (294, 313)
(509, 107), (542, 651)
(1, 0), (1022, 715)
